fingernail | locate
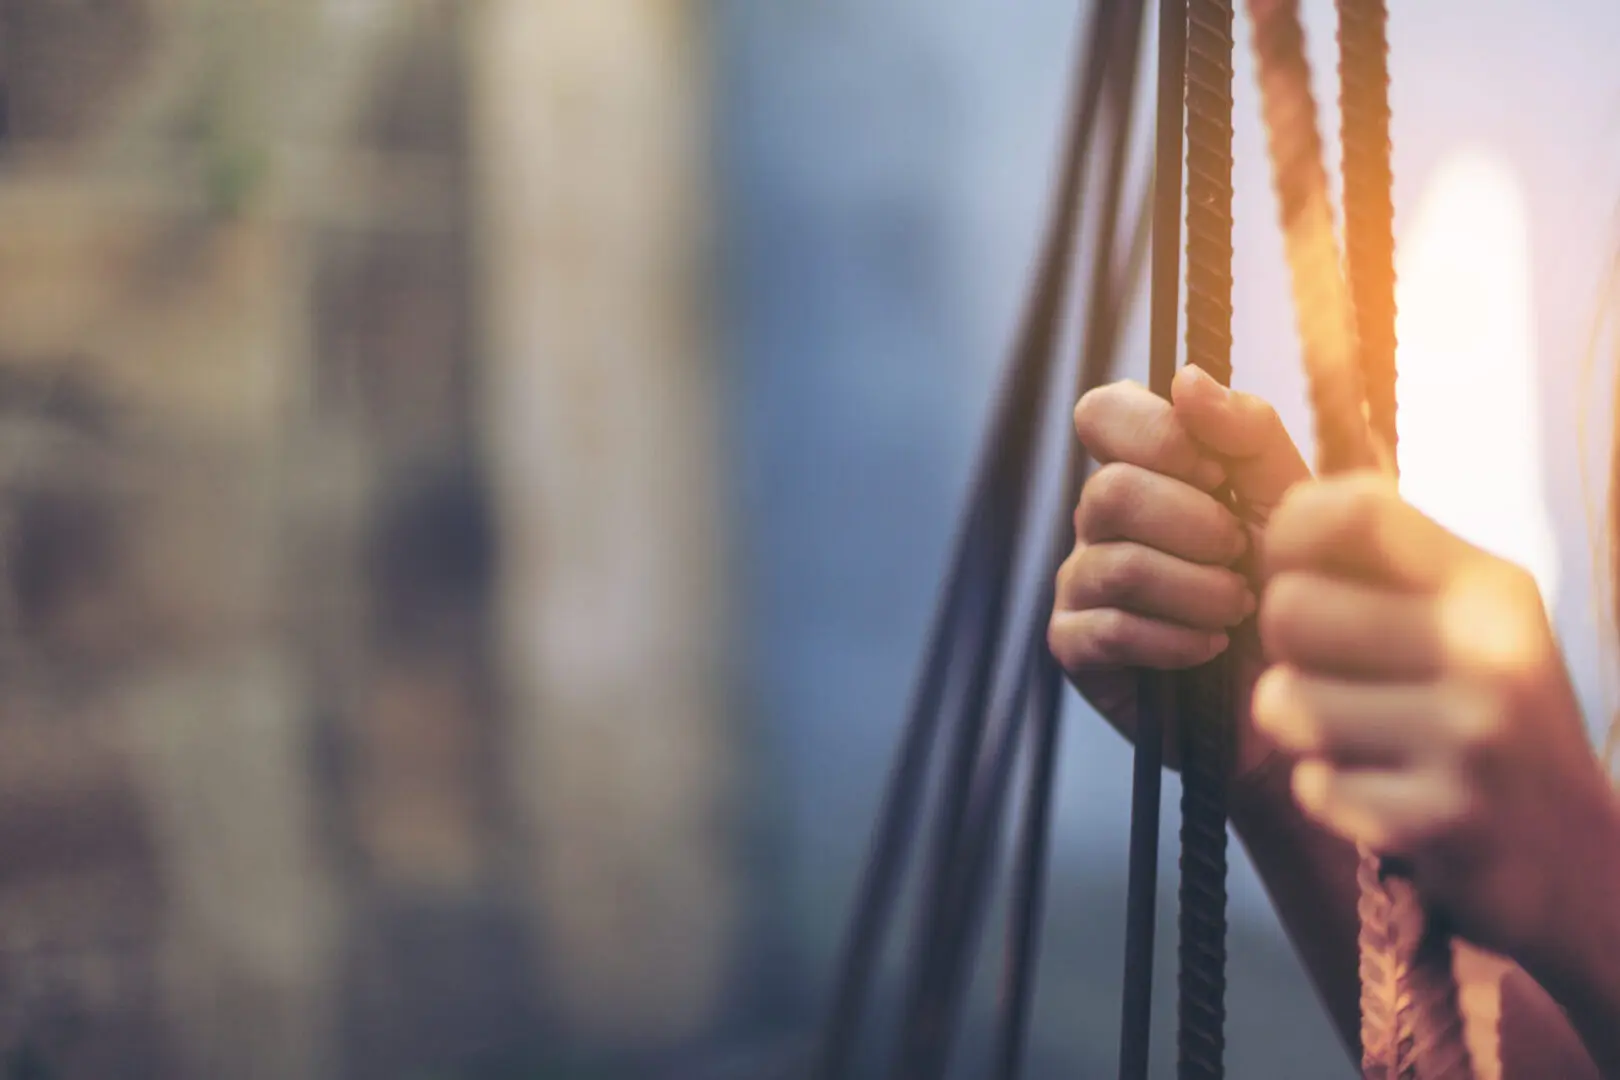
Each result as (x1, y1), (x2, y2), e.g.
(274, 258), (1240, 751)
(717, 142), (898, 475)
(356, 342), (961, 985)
(1207, 632), (1230, 657)
(1240, 590), (1257, 618)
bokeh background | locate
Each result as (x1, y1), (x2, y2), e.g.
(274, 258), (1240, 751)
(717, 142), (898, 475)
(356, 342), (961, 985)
(0, 1), (1618, 1077)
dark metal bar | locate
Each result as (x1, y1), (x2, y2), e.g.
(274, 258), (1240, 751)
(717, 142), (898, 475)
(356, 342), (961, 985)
(809, 8), (1124, 1075)
(1121, 1), (1189, 1077)
(1177, 0), (1237, 1075)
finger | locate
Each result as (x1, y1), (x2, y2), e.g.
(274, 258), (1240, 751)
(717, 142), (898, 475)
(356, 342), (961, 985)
(1252, 666), (1441, 767)
(1057, 542), (1255, 630)
(1074, 380), (1228, 492)
(1263, 472), (1474, 591)
(1078, 463), (1248, 565)
(1258, 572), (1445, 679)
(1172, 365), (1310, 509)
(1048, 608), (1229, 672)
(1291, 758), (1472, 853)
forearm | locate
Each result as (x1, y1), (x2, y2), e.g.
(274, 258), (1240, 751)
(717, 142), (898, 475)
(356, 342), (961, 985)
(1229, 756), (1620, 1076)
(1510, 787), (1620, 1077)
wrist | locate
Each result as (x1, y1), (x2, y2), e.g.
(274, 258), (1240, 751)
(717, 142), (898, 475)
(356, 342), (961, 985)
(1228, 749), (1292, 822)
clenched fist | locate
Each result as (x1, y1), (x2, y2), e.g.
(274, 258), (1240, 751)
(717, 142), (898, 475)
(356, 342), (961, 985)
(1049, 364), (1307, 777)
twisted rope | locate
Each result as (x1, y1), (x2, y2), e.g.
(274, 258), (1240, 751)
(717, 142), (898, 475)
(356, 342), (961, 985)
(1177, 0), (1236, 1077)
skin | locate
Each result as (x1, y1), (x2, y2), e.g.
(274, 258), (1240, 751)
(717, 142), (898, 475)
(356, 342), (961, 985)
(1049, 364), (1620, 1074)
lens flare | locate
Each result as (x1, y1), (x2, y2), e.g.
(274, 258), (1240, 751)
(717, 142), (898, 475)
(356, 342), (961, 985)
(1395, 150), (1558, 608)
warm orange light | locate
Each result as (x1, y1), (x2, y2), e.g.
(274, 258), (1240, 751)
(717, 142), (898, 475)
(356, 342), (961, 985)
(1395, 150), (1558, 608)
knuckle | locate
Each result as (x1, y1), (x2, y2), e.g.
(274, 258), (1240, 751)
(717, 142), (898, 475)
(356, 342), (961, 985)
(1053, 549), (1079, 607)
(1133, 407), (1182, 464)
(1048, 612), (1090, 670)
(1253, 397), (1287, 442)
(1266, 484), (1307, 537)
(1495, 561), (1543, 610)
(1257, 573), (1309, 658)
(1246, 389), (1282, 427)
(1090, 608), (1133, 664)
(1073, 382), (1127, 445)
(1340, 475), (1390, 529)
(1046, 613), (1071, 667)
(1050, 606), (1131, 670)
(1445, 686), (1510, 758)
(1259, 401), (1284, 431)
(1252, 666), (1313, 749)
(1095, 544), (1149, 604)
(1082, 463), (1137, 532)
(1249, 667), (1286, 731)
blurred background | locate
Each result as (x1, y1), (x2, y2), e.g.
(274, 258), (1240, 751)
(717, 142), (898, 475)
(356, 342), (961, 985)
(0, 1), (1618, 1077)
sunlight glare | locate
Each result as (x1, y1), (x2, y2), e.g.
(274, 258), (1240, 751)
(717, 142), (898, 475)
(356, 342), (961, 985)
(1394, 150), (1559, 606)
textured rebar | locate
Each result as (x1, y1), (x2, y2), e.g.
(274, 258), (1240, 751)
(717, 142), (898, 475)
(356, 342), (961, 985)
(1338, 2), (1481, 1076)
(1243, 0), (1375, 476)
(1244, 2), (1475, 1078)
(1336, 2), (1411, 1073)
(1357, 857), (1476, 1079)
(1177, 1), (1235, 1078)
(1121, 2), (1189, 1077)
(1338, 0), (1398, 463)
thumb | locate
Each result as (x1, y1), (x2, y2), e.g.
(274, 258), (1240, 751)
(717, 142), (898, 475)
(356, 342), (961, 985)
(1171, 364), (1310, 510)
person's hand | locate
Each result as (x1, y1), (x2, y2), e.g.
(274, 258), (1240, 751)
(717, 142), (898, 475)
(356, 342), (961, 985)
(1251, 469), (1620, 964)
(1048, 364), (1309, 778)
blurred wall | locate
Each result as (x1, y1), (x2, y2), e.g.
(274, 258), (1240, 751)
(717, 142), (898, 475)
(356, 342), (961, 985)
(468, 0), (743, 1055)
(0, 2), (743, 1077)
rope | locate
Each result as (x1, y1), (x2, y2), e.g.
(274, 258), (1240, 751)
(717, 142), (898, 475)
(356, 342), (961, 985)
(1177, 0), (1237, 1076)
(1243, 0), (1476, 1076)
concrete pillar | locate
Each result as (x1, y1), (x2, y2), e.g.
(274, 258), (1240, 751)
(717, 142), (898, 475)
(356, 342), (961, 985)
(466, 0), (740, 1048)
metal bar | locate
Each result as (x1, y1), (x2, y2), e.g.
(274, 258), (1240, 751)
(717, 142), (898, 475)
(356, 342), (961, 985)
(1121, 1), (1189, 1076)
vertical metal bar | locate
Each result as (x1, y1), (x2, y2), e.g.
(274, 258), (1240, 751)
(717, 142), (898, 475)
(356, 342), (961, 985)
(811, 9), (1120, 1075)
(1244, 1), (1474, 1075)
(997, 9), (1152, 1075)
(1121, 1), (1188, 1077)
(1178, 0), (1236, 1075)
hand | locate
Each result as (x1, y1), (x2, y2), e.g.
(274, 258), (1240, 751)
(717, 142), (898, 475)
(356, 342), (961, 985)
(1048, 364), (1309, 778)
(1251, 470), (1620, 964)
